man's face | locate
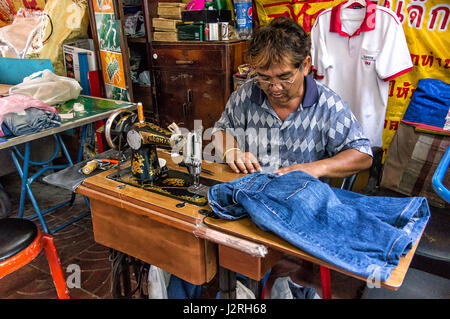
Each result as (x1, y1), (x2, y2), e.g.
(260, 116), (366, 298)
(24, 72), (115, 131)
(255, 57), (311, 105)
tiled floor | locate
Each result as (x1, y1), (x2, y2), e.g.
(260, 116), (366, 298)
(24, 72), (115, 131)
(0, 170), (366, 299)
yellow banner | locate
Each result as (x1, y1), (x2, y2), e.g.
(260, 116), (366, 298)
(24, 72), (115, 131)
(255, 0), (346, 32)
(255, 0), (450, 159)
(10, 0), (46, 11)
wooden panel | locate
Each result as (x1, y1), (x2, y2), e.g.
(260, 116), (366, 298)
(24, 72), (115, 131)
(154, 69), (227, 130)
(186, 73), (226, 131)
(219, 245), (283, 280)
(151, 48), (224, 71)
(132, 83), (153, 113)
(153, 69), (190, 128)
(86, 197), (216, 285)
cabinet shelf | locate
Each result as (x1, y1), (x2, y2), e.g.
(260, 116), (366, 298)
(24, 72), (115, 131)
(127, 35), (147, 44)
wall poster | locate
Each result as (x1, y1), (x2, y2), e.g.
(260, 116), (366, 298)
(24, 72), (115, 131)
(91, 0), (129, 101)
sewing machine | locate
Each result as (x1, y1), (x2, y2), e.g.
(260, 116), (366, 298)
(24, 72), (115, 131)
(104, 103), (214, 205)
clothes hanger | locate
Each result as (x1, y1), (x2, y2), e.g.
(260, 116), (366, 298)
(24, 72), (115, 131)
(342, 0), (367, 10)
(341, 0), (367, 21)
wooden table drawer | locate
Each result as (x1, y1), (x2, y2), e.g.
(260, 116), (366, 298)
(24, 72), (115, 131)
(151, 48), (224, 70)
(87, 198), (217, 285)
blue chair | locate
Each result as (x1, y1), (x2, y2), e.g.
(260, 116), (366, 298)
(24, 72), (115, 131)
(364, 145), (450, 299)
(432, 145), (450, 203)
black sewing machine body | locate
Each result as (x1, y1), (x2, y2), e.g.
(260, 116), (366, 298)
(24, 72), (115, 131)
(104, 105), (216, 206)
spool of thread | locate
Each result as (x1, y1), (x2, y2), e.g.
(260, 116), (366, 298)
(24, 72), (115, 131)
(137, 102), (144, 122)
(82, 161), (98, 175)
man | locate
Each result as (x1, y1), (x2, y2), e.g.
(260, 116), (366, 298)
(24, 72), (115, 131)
(211, 17), (373, 297)
(212, 16), (373, 179)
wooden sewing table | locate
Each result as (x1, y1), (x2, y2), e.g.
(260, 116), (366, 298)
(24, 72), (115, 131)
(76, 151), (423, 298)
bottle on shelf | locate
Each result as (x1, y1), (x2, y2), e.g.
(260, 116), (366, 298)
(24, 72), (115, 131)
(233, 0), (252, 39)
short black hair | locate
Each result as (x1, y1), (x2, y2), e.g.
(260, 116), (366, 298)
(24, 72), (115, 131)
(248, 17), (311, 70)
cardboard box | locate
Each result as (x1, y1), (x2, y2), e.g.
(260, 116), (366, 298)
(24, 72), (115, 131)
(153, 17), (182, 31)
(181, 9), (231, 23)
(157, 5), (185, 19)
(153, 31), (179, 42)
(62, 39), (98, 82)
(158, 2), (187, 8)
(177, 23), (204, 41)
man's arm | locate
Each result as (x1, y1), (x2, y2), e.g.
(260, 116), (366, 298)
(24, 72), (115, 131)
(273, 148), (373, 179)
(212, 130), (262, 174)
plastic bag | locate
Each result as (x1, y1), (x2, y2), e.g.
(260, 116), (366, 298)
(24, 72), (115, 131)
(147, 265), (171, 299)
(236, 280), (256, 299)
(9, 69), (82, 105)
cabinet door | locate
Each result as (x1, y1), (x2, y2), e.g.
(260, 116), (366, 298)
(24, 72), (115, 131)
(154, 69), (227, 132)
(153, 69), (188, 129)
(185, 72), (226, 133)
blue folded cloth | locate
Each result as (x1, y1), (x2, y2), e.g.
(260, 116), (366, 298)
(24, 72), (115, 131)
(3, 107), (61, 136)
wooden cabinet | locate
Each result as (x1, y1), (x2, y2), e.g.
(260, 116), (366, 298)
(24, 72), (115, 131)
(151, 40), (248, 131)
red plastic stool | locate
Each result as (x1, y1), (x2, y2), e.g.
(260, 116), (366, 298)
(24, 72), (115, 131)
(0, 218), (70, 299)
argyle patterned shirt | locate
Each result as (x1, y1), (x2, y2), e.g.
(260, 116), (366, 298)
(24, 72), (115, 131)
(213, 75), (372, 171)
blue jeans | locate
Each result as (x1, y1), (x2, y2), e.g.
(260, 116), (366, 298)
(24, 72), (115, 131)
(208, 172), (430, 282)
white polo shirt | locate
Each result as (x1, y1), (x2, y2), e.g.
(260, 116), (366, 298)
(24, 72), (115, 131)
(311, 1), (413, 147)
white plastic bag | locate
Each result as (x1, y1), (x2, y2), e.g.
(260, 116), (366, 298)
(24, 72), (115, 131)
(147, 265), (171, 299)
(236, 280), (256, 299)
(9, 69), (82, 105)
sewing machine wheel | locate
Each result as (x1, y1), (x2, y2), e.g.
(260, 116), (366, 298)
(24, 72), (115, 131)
(105, 109), (137, 150)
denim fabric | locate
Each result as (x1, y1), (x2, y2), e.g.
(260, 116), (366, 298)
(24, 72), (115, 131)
(208, 172), (430, 282)
(167, 275), (202, 299)
(3, 107), (61, 136)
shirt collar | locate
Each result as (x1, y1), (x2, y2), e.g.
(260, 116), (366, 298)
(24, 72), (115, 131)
(330, 1), (377, 37)
(250, 74), (319, 108)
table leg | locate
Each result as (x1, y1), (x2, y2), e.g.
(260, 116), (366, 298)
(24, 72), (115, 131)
(248, 278), (261, 299)
(320, 266), (332, 299)
(11, 134), (89, 234)
(111, 250), (132, 298)
(219, 266), (236, 299)
(94, 120), (104, 154)
(17, 141), (30, 219)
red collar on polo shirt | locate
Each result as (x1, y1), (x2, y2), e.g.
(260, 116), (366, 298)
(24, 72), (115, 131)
(329, 1), (378, 37)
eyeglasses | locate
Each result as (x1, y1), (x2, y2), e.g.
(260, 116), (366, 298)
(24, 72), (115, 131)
(255, 69), (299, 90)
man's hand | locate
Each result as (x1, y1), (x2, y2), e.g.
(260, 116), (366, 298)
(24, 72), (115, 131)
(273, 149), (373, 179)
(273, 162), (325, 179)
(225, 149), (262, 174)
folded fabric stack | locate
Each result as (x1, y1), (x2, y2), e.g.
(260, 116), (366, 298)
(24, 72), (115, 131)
(2, 107), (61, 136)
(0, 94), (60, 137)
